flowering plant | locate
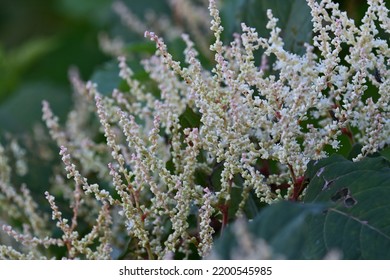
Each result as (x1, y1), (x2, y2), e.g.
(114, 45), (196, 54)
(0, 0), (389, 259)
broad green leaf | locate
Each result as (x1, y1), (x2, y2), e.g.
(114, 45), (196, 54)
(90, 60), (123, 95)
(0, 82), (71, 134)
(240, 0), (312, 55)
(347, 143), (363, 160)
(380, 146), (390, 162)
(91, 57), (150, 96)
(213, 201), (325, 259)
(220, 0), (247, 41)
(303, 155), (390, 259)
(178, 106), (201, 129)
(214, 155), (390, 259)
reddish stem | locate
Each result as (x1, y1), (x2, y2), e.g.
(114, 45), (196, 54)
(289, 176), (307, 201)
(218, 204), (229, 232)
(341, 127), (355, 145)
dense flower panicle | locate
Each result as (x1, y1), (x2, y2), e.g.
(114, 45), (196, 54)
(59, 145), (114, 204)
(0, 0), (389, 259)
(198, 188), (215, 257)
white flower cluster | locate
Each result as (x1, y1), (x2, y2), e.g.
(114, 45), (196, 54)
(0, 0), (389, 259)
(143, 0), (390, 203)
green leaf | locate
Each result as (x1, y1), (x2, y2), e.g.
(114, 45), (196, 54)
(380, 146), (390, 162)
(347, 143), (363, 160)
(213, 201), (325, 259)
(90, 60), (122, 95)
(178, 106), (201, 129)
(0, 38), (58, 103)
(240, 0), (312, 55)
(220, 0), (247, 41)
(123, 42), (157, 55)
(303, 155), (390, 259)
(214, 155), (390, 259)
(56, 0), (112, 26)
(0, 81), (71, 134)
(90, 57), (150, 96)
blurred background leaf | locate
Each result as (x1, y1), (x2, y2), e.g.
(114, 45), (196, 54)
(221, 0), (313, 54)
(0, 0), (174, 135)
(0, 0), (114, 135)
(0, 37), (57, 102)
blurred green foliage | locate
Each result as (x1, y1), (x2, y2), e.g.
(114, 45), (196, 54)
(0, 0), (114, 134)
(221, 0), (312, 54)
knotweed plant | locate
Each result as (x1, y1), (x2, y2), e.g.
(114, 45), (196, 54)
(0, 0), (389, 259)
